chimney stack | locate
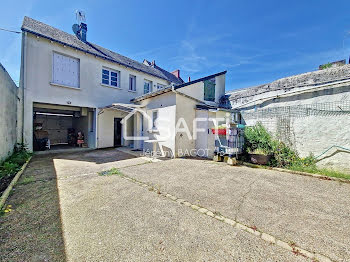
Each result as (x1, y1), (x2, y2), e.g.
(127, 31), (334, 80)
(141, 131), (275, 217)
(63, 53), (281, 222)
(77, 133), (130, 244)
(151, 60), (156, 67)
(171, 69), (180, 79)
(188, 76), (191, 82)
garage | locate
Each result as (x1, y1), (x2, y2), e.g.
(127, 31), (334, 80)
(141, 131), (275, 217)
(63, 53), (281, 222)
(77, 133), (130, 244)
(33, 103), (95, 151)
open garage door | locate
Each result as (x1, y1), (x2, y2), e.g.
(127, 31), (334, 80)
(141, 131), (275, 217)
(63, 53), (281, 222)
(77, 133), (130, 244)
(33, 103), (95, 151)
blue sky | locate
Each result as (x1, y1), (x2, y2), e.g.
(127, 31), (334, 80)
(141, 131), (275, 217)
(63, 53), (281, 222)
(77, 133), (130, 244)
(1, 0), (350, 91)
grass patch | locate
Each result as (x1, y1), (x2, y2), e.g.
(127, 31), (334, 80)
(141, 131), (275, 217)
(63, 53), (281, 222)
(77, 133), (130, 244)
(0, 144), (32, 180)
(288, 165), (350, 180)
(98, 168), (123, 176)
(18, 176), (36, 185)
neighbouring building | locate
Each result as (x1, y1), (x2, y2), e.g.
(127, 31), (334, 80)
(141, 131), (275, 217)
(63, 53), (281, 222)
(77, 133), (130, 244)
(228, 65), (350, 172)
(20, 16), (230, 157)
(0, 63), (19, 161)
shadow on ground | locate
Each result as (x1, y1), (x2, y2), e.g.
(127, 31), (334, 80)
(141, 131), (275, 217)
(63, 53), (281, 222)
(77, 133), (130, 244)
(0, 154), (66, 262)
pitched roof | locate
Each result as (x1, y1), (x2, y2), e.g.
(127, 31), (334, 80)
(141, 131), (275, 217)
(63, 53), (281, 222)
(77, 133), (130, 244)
(131, 71), (227, 102)
(21, 16), (184, 84)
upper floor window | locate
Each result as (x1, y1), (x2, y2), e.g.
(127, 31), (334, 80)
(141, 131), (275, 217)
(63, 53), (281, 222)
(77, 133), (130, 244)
(52, 52), (80, 88)
(102, 68), (120, 88)
(157, 83), (165, 90)
(144, 80), (152, 94)
(204, 78), (215, 102)
(129, 75), (136, 91)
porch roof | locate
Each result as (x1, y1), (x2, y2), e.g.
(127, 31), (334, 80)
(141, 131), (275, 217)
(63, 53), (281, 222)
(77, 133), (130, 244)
(100, 103), (142, 113)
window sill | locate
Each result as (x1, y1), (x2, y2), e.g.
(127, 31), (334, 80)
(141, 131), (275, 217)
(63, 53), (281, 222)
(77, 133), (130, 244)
(148, 129), (159, 134)
(100, 83), (122, 90)
(128, 90), (137, 93)
(50, 82), (80, 90)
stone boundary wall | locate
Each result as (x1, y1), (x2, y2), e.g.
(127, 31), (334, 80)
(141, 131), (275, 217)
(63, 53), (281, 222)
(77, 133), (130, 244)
(0, 63), (18, 162)
(228, 66), (350, 173)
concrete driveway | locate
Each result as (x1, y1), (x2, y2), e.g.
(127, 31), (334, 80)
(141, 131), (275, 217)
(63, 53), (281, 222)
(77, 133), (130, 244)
(51, 149), (350, 261)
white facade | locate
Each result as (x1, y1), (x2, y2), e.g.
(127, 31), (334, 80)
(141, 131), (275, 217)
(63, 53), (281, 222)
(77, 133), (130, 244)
(21, 32), (170, 151)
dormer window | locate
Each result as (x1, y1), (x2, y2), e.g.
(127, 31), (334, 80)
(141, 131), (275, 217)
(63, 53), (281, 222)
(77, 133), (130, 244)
(204, 78), (215, 102)
(102, 68), (120, 88)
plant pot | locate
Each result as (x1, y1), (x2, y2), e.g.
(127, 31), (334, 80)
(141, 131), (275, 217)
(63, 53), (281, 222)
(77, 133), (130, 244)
(249, 154), (272, 165)
(211, 128), (226, 135)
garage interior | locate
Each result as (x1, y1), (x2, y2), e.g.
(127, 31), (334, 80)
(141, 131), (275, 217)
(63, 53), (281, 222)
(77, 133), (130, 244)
(33, 103), (95, 151)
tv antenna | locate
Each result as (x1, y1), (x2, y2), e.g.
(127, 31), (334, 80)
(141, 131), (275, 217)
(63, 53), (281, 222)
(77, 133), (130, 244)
(75, 10), (86, 24)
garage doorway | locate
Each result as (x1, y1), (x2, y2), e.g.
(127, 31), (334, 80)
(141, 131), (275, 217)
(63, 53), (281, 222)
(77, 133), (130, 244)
(33, 103), (95, 151)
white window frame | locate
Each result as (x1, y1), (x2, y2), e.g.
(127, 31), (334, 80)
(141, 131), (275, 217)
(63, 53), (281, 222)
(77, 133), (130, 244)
(144, 79), (152, 94)
(157, 83), (165, 90)
(129, 74), (136, 92)
(101, 67), (120, 88)
(152, 110), (158, 129)
(52, 52), (80, 89)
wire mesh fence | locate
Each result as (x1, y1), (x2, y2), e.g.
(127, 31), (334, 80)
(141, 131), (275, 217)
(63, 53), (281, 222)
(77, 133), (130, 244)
(241, 100), (350, 119)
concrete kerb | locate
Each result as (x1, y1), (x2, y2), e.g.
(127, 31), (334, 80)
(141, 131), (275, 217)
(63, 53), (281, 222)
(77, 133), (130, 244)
(242, 162), (350, 184)
(110, 169), (333, 262)
(0, 156), (32, 210)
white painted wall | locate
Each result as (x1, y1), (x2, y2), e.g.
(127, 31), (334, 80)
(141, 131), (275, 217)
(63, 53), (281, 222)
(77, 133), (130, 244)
(97, 109), (128, 148)
(175, 94), (197, 157)
(232, 84), (350, 173)
(21, 33), (170, 151)
(0, 63), (18, 161)
(139, 92), (177, 157)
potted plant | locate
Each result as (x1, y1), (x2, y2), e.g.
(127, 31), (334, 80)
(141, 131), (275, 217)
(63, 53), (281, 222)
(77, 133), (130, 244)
(247, 148), (273, 165)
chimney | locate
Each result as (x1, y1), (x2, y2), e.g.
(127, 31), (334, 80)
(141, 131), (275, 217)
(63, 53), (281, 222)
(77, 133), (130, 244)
(79, 22), (87, 42)
(171, 69), (180, 79)
(188, 76), (191, 82)
(151, 60), (156, 67)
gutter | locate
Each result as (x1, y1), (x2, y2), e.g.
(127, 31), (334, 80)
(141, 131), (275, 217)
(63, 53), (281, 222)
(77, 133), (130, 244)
(232, 78), (350, 109)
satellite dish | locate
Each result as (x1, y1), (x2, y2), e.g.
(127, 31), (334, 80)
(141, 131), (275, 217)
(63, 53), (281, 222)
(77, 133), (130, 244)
(72, 24), (79, 35)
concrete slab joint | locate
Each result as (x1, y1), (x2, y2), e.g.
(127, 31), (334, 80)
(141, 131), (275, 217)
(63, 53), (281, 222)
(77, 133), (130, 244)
(111, 170), (335, 262)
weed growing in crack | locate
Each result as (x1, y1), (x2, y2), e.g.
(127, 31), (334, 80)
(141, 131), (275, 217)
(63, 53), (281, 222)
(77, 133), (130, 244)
(98, 168), (123, 177)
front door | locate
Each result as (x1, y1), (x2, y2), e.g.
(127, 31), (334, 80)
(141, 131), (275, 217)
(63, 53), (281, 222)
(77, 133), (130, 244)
(114, 118), (122, 147)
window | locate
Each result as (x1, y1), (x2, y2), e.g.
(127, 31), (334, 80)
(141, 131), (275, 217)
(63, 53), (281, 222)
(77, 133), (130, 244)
(157, 83), (165, 90)
(52, 52), (80, 88)
(204, 78), (216, 102)
(102, 68), (120, 88)
(144, 80), (152, 94)
(152, 110), (158, 129)
(129, 75), (136, 91)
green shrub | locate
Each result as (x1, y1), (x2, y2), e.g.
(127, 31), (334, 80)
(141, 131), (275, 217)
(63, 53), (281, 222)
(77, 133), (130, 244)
(244, 123), (274, 155)
(0, 144), (31, 179)
(244, 122), (316, 168)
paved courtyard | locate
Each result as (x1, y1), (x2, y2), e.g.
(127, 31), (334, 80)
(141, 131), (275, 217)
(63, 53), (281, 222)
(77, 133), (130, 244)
(3, 148), (350, 261)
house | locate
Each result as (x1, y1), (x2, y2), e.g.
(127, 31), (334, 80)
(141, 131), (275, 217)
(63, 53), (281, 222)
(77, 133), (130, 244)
(19, 16), (231, 158)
